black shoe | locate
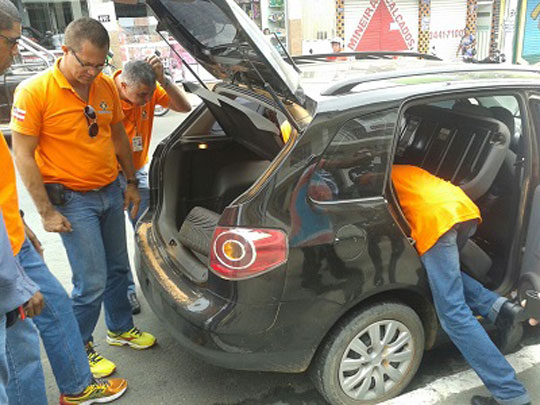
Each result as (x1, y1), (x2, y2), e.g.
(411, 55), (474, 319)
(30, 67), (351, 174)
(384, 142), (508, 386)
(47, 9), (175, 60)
(128, 290), (141, 315)
(471, 396), (498, 405)
(495, 300), (524, 354)
(471, 395), (530, 405)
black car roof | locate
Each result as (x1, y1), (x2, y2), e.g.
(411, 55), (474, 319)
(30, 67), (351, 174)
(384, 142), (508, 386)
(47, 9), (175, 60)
(297, 58), (540, 105)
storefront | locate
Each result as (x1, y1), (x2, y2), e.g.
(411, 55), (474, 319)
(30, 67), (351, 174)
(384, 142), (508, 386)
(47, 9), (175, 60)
(429, 0), (467, 59)
(344, 0), (418, 52)
(339, 0), (503, 61)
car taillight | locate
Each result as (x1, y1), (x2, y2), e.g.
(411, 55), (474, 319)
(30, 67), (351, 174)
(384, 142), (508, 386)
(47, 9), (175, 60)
(209, 227), (288, 280)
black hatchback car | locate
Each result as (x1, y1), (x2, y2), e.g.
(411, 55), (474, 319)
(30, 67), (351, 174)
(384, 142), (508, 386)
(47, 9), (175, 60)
(136, 1), (540, 403)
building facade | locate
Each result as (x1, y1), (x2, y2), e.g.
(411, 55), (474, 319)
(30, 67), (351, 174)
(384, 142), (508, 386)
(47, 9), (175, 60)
(9, 0), (538, 66)
(335, 0), (505, 61)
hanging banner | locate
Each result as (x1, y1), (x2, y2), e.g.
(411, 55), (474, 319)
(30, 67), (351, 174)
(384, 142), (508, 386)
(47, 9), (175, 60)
(345, 0), (418, 52)
(523, 2), (540, 63)
(515, 0), (540, 64)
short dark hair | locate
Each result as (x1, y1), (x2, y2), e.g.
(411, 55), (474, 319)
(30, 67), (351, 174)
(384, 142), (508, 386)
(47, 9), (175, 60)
(122, 60), (157, 88)
(0, 0), (21, 32)
(64, 17), (109, 51)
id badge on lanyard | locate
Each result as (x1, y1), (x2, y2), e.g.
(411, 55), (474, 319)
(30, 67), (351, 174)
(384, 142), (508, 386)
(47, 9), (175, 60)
(132, 134), (143, 152)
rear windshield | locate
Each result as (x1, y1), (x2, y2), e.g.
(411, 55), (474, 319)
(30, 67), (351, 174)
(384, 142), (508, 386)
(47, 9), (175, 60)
(161, 0), (239, 48)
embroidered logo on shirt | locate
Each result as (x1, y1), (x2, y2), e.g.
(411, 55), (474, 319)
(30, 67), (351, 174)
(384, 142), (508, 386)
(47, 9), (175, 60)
(12, 106), (26, 122)
(99, 101), (108, 111)
(142, 109), (148, 120)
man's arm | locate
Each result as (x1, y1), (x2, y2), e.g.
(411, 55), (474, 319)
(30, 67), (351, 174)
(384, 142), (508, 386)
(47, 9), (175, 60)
(110, 121), (140, 218)
(147, 55), (191, 113)
(12, 131), (72, 232)
(160, 78), (191, 113)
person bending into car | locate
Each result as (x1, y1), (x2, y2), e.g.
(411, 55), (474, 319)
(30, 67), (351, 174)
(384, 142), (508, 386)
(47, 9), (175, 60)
(11, 17), (156, 382)
(392, 164), (530, 405)
(113, 58), (191, 314)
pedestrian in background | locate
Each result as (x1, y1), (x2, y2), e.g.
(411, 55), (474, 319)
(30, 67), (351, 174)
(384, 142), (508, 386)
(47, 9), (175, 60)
(113, 57), (191, 314)
(11, 17), (156, 382)
(457, 27), (476, 62)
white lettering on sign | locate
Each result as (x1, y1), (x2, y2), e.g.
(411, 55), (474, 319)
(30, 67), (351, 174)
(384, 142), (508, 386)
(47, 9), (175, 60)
(347, 0), (380, 51)
(98, 15), (111, 23)
(385, 0), (415, 49)
(347, 0), (415, 51)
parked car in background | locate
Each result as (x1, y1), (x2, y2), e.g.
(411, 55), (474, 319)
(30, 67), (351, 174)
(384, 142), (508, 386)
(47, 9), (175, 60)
(136, 0), (540, 404)
(1, 36), (55, 145)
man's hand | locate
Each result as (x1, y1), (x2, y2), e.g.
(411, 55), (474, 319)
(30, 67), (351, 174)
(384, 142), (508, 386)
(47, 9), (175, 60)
(41, 209), (72, 233)
(24, 291), (44, 317)
(521, 299), (539, 326)
(124, 184), (141, 219)
(146, 54), (165, 84)
(23, 221), (44, 257)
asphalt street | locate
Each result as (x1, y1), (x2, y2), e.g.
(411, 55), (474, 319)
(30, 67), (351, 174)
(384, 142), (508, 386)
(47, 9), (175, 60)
(13, 107), (540, 404)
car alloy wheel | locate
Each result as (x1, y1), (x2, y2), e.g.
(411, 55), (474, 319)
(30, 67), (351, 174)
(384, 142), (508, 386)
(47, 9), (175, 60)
(310, 302), (424, 405)
(339, 320), (414, 400)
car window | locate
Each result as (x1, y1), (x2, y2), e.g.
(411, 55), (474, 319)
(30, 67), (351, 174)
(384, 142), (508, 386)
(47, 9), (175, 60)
(162, 0), (238, 48)
(308, 109), (397, 202)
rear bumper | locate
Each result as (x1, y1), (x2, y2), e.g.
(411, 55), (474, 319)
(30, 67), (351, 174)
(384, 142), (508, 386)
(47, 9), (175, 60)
(135, 220), (320, 372)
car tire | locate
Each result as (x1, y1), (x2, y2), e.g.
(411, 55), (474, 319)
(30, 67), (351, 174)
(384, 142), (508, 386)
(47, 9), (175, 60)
(179, 206), (220, 256)
(310, 302), (425, 405)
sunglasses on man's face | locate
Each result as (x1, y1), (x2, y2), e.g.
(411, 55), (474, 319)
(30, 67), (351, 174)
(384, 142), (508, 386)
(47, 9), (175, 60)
(0, 33), (20, 48)
(84, 105), (98, 137)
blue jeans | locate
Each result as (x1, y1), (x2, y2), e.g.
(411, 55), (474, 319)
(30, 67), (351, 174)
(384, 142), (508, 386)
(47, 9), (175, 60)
(12, 238), (91, 396)
(0, 317), (6, 405)
(421, 220), (530, 405)
(55, 177), (134, 344)
(4, 316), (47, 405)
(119, 167), (150, 294)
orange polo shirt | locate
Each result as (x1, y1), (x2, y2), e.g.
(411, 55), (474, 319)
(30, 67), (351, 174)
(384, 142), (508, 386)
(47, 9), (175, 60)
(0, 132), (25, 255)
(114, 70), (170, 171)
(10, 58), (124, 191)
(391, 165), (481, 256)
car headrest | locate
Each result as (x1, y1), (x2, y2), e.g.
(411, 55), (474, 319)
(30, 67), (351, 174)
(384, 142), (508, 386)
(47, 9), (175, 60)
(452, 101), (494, 118)
(490, 106), (519, 152)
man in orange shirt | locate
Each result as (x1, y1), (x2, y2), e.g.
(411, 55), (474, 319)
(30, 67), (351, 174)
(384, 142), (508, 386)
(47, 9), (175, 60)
(11, 18), (156, 380)
(392, 165), (530, 405)
(0, 6), (126, 404)
(113, 58), (191, 313)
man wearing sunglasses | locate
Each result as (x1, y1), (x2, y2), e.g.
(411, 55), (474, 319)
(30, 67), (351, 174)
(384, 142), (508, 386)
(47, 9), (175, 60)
(11, 17), (156, 385)
(113, 58), (191, 314)
(0, 6), (128, 405)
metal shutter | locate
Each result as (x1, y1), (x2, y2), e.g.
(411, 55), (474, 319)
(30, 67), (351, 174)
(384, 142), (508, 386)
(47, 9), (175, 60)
(430, 0), (468, 60)
(344, 0), (418, 52)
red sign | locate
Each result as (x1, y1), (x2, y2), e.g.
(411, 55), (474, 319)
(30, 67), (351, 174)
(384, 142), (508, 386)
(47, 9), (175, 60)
(347, 0), (415, 52)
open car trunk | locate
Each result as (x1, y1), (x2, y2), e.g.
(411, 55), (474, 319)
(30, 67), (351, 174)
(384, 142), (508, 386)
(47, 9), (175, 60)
(391, 98), (523, 291)
(152, 84), (301, 283)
